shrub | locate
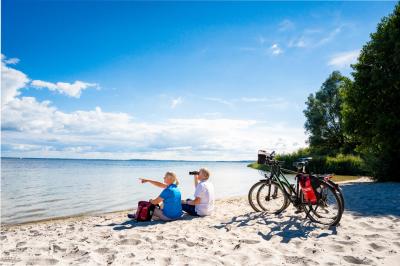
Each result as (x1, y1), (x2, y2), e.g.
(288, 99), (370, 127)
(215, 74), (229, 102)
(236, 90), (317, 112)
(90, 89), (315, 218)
(276, 150), (365, 175)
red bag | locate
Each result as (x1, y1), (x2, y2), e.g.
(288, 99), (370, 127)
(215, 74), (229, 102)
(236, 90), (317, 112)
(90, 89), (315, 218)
(299, 175), (317, 204)
(135, 201), (155, 221)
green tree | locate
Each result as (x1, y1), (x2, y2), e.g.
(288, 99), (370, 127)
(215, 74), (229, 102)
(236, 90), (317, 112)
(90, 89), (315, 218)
(304, 71), (354, 155)
(342, 3), (400, 181)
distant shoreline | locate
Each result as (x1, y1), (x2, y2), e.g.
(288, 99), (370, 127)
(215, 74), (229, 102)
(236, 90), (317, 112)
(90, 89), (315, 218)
(1, 157), (253, 163)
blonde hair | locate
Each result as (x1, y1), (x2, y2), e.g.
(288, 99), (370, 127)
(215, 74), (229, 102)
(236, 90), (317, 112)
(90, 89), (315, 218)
(165, 171), (179, 186)
(199, 168), (210, 179)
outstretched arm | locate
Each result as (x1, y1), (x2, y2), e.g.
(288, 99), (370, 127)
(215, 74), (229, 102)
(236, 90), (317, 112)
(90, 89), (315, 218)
(140, 178), (167, 189)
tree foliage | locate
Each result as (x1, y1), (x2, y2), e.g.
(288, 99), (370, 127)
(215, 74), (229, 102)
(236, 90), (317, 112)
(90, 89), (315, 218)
(304, 71), (354, 155)
(342, 3), (400, 181)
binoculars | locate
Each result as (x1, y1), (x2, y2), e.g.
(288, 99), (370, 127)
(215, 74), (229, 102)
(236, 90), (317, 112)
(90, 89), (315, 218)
(189, 171), (200, 175)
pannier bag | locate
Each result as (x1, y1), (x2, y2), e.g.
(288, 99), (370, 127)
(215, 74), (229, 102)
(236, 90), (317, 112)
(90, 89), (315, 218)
(135, 201), (156, 221)
(257, 150), (267, 164)
(299, 175), (318, 204)
(310, 175), (323, 199)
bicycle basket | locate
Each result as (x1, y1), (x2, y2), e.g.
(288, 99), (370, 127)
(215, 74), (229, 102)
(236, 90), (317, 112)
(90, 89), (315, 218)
(257, 150), (267, 164)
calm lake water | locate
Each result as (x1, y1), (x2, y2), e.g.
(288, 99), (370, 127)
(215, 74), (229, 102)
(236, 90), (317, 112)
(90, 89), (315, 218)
(1, 158), (273, 224)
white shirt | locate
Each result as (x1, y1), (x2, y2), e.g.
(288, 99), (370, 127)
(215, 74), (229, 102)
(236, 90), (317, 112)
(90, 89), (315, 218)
(194, 179), (215, 216)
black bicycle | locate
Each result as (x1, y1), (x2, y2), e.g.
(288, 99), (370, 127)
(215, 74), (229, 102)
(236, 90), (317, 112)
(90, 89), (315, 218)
(248, 151), (344, 226)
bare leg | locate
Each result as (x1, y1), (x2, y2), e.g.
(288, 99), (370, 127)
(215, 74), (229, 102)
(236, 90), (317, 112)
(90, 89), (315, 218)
(152, 208), (171, 221)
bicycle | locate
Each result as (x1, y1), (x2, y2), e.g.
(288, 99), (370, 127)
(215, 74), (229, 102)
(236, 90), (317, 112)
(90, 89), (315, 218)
(248, 151), (344, 226)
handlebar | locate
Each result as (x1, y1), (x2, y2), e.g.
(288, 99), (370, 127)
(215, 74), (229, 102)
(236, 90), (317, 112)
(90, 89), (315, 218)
(257, 150), (277, 165)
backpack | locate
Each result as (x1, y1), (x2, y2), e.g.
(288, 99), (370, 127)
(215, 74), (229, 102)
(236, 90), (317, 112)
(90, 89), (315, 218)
(135, 201), (156, 221)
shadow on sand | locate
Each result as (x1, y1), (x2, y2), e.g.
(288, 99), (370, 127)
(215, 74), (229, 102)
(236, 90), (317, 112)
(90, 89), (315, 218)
(340, 182), (400, 217)
(95, 214), (199, 231)
(214, 212), (337, 243)
(213, 182), (400, 243)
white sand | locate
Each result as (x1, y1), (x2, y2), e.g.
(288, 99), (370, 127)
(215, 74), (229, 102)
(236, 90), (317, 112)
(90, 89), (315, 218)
(1, 180), (400, 265)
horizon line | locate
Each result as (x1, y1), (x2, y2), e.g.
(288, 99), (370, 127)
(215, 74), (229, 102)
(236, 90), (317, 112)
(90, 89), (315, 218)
(1, 156), (254, 163)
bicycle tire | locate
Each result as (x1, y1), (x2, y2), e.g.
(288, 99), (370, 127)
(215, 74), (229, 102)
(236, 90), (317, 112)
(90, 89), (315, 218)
(304, 180), (343, 226)
(256, 181), (288, 214)
(248, 181), (265, 212)
(327, 180), (345, 211)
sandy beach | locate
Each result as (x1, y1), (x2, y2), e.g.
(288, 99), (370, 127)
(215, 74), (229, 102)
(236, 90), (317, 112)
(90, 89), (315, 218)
(1, 180), (400, 265)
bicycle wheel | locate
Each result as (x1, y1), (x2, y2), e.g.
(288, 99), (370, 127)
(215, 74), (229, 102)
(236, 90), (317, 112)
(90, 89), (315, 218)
(304, 181), (343, 226)
(256, 181), (288, 214)
(248, 181), (265, 212)
(327, 180), (345, 211)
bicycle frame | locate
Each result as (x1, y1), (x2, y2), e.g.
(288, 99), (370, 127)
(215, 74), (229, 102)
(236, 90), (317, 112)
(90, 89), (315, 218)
(263, 163), (302, 205)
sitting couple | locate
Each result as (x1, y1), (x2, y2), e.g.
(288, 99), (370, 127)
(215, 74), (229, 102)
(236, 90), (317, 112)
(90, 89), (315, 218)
(129, 168), (214, 221)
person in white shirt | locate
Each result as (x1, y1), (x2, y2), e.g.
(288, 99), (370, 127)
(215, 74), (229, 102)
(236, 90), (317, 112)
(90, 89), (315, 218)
(181, 168), (215, 216)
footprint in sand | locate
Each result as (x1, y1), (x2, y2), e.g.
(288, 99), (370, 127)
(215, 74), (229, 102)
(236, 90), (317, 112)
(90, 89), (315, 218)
(118, 239), (141, 245)
(176, 238), (196, 247)
(0, 256), (22, 264)
(106, 254), (116, 265)
(328, 244), (345, 253)
(16, 241), (26, 248)
(257, 247), (272, 256)
(369, 243), (386, 252)
(343, 256), (373, 265)
(64, 246), (89, 259)
(335, 240), (357, 246)
(95, 247), (111, 254)
(26, 258), (59, 265)
(51, 244), (66, 253)
(163, 257), (172, 265)
(364, 234), (381, 239)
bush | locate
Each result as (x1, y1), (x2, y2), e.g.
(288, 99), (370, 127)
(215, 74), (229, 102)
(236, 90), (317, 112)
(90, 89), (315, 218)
(325, 154), (365, 175)
(276, 148), (311, 170)
(276, 150), (365, 176)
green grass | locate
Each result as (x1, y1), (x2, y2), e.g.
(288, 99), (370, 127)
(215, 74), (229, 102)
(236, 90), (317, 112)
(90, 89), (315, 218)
(247, 162), (271, 172)
(247, 162), (362, 182)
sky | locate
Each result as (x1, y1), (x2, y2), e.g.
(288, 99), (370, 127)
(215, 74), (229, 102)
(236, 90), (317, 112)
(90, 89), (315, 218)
(1, 1), (397, 160)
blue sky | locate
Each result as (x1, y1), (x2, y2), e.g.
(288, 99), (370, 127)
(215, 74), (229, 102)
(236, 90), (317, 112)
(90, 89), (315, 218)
(1, 1), (397, 160)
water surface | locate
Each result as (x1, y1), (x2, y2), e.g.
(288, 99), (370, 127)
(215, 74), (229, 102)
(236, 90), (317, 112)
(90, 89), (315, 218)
(1, 158), (273, 224)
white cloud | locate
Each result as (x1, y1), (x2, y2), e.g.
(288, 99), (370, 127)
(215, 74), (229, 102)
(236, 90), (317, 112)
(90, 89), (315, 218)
(2, 55), (306, 160)
(2, 55), (20, 65)
(270, 44), (283, 55)
(31, 80), (97, 98)
(170, 97), (183, 109)
(288, 26), (343, 49)
(2, 94), (306, 160)
(328, 50), (360, 69)
(279, 19), (295, 31)
(1, 55), (30, 105)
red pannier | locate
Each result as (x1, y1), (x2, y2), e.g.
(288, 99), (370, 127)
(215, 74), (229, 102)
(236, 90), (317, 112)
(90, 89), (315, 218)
(299, 175), (318, 204)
